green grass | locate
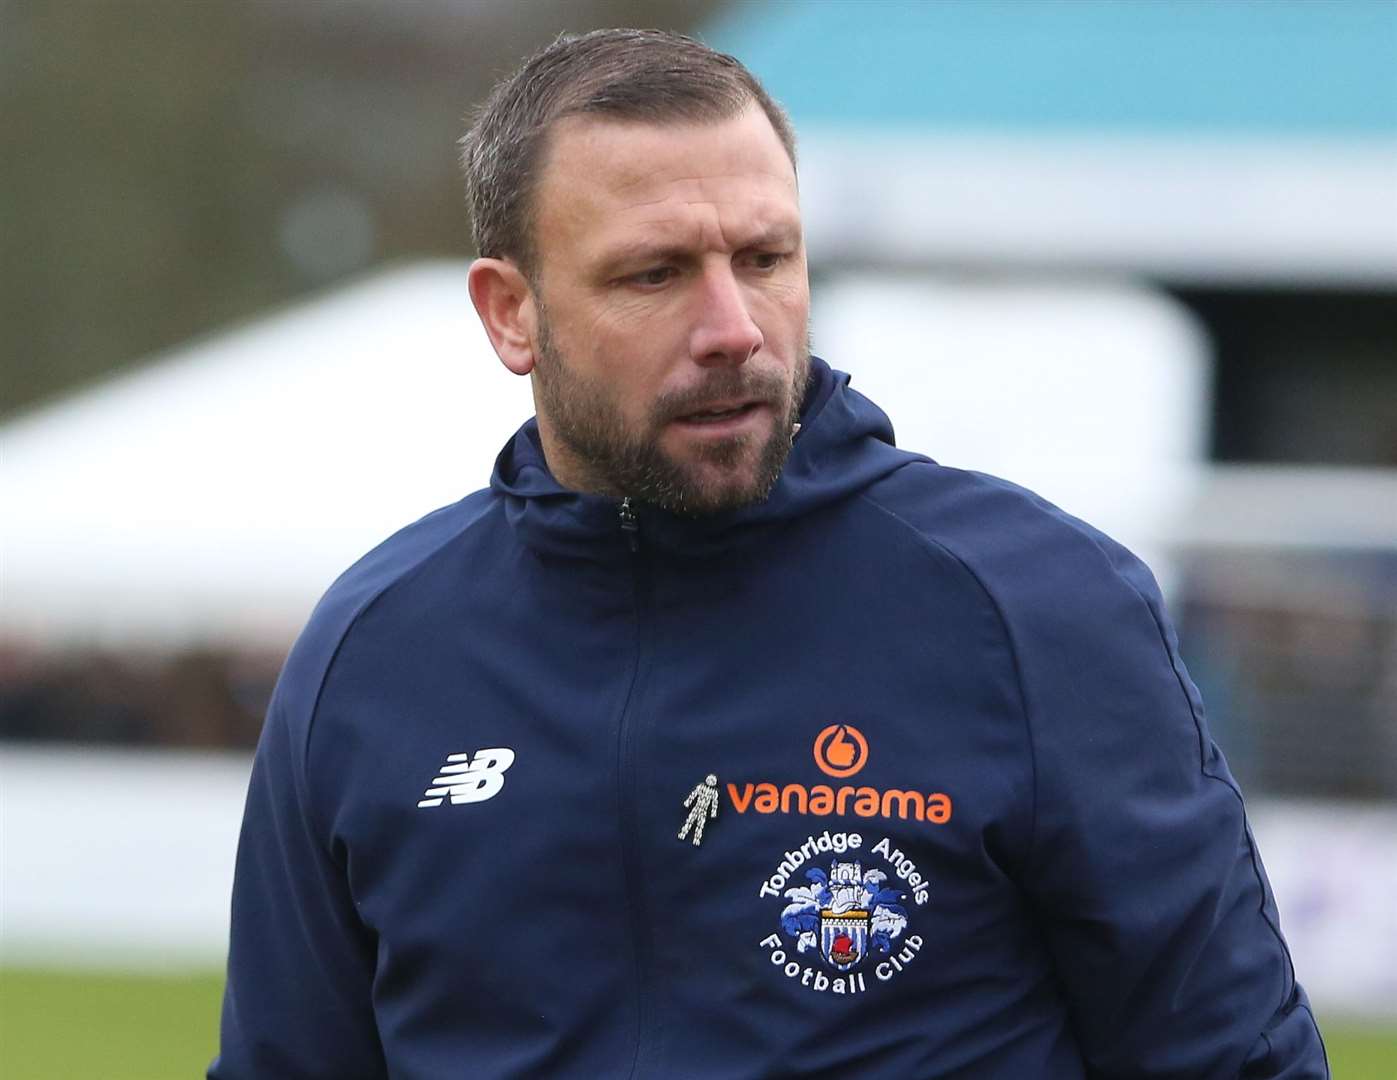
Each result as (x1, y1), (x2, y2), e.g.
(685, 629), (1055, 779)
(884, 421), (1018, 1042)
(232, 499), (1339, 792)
(1325, 1021), (1397, 1079)
(0, 968), (224, 1080)
(0, 967), (1392, 1078)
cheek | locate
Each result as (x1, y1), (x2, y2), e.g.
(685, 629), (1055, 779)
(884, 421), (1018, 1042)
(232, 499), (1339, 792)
(593, 289), (686, 335)
(587, 305), (686, 375)
(579, 333), (669, 421)
(753, 282), (809, 338)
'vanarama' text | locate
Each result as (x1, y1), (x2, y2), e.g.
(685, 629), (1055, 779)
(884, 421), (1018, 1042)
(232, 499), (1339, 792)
(728, 782), (952, 824)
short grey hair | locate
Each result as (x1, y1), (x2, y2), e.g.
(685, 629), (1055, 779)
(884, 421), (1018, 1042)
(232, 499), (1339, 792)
(460, 28), (796, 277)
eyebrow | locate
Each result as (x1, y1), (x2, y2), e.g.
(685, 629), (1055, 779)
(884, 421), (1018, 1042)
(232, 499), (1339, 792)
(597, 224), (802, 273)
(600, 242), (690, 273)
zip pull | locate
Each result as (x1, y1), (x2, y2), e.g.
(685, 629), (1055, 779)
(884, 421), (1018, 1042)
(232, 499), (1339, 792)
(618, 497), (640, 552)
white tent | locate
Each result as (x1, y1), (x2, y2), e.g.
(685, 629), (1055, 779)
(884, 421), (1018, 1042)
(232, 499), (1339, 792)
(814, 272), (1210, 581)
(1, 261), (533, 647)
(2, 261), (1212, 648)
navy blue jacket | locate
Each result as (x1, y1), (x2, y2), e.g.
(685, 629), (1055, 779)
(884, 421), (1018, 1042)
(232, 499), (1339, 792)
(212, 359), (1326, 1078)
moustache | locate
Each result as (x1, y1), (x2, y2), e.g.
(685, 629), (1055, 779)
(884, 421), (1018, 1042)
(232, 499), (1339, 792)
(653, 369), (793, 424)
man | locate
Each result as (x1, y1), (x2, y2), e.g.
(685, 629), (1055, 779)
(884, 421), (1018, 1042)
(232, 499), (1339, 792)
(212, 29), (1327, 1079)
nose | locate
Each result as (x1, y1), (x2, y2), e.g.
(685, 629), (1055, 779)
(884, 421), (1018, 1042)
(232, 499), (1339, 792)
(688, 264), (763, 368)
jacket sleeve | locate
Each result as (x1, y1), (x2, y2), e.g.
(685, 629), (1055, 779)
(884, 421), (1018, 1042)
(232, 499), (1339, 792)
(1009, 535), (1328, 1079)
(209, 694), (386, 1079)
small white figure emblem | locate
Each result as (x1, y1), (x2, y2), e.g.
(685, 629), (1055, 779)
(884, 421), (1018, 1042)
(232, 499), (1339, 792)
(678, 773), (720, 846)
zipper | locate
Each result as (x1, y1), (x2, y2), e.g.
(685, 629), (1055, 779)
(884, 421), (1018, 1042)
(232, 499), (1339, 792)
(618, 497), (640, 552)
(614, 497), (656, 1076)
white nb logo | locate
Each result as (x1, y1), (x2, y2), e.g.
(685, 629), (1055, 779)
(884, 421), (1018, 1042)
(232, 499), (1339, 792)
(416, 747), (516, 808)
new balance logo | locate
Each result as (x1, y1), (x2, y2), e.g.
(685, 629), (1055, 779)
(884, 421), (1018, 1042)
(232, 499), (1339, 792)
(416, 747), (516, 808)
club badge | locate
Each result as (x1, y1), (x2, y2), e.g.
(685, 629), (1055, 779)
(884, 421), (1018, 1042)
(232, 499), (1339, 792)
(757, 830), (928, 995)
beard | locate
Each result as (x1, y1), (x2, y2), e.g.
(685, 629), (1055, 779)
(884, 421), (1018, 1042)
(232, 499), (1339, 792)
(532, 311), (810, 518)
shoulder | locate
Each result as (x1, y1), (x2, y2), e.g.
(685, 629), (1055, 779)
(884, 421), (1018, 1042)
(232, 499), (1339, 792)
(859, 459), (1208, 768)
(858, 460), (1168, 645)
(270, 488), (500, 733)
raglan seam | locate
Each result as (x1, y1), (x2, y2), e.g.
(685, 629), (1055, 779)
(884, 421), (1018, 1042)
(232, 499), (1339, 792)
(855, 490), (1041, 878)
(294, 500), (503, 856)
(863, 469), (1310, 1067)
(972, 475), (1306, 1044)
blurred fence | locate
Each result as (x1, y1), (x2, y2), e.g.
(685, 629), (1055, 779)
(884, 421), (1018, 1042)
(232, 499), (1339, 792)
(1177, 546), (1397, 800)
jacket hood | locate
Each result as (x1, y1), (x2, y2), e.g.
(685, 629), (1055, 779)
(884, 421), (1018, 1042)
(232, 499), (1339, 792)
(489, 356), (924, 560)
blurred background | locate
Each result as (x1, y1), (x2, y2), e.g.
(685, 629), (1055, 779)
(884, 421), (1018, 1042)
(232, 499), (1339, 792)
(2, 1), (1394, 1076)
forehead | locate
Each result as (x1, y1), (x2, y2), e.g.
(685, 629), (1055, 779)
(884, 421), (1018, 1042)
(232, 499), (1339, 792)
(531, 105), (801, 266)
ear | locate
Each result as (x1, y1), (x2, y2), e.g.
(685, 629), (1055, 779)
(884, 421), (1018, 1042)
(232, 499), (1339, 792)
(468, 257), (539, 375)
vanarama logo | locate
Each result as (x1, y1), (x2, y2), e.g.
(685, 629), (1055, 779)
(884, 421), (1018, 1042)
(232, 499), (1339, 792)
(728, 725), (952, 825)
(813, 723), (867, 778)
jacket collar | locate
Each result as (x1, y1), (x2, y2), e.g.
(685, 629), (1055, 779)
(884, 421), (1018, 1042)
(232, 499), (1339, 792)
(489, 356), (921, 561)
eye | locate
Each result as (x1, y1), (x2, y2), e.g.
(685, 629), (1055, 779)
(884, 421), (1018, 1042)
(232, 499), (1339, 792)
(747, 251), (785, 271)
(629, 266), (676, 288)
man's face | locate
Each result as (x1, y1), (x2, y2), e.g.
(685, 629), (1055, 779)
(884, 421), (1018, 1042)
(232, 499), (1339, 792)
(525, 104), (810, 516)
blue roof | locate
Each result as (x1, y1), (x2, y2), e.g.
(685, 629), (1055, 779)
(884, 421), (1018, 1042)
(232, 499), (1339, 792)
(703, 0), (1397, 136)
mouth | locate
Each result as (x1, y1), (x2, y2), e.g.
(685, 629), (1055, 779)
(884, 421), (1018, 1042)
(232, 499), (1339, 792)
(672, 401), (765, 426)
